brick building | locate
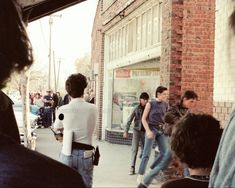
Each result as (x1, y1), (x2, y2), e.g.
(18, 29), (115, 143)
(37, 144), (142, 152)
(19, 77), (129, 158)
(92, 0), (235, 142)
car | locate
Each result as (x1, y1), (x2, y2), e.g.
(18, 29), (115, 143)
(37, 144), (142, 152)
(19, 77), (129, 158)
(11, 97), (38, 144)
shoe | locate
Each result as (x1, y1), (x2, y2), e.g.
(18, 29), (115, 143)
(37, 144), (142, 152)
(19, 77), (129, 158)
(137, 174), (143, 184)
(152, 170), (167, 184)
(129, 166), (135, 175)
(137, 183), (147, 188)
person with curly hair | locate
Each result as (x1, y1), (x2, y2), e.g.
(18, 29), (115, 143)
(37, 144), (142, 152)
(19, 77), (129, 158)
(54, 73), (97, 188)
(161, 114), (222, 188)
(0, 1), (86, 187)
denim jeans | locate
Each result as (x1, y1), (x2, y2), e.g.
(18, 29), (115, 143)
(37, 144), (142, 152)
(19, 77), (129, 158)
(59, 149), (94, 188)
(138, 127), (171, 184)
(131, 129), (145, 168)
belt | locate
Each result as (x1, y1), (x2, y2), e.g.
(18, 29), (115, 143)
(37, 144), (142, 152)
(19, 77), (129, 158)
(72, 142), (94, 150)
(72, 142), (94, 159)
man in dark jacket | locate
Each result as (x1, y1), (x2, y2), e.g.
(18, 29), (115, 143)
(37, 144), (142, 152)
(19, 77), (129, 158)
(163, 90), (198, 178)
(123, 92), (149, 175)
(164, 90), (198, 136)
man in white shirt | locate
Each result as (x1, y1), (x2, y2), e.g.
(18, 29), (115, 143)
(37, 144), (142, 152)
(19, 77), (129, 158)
(54, 73), (97, 188)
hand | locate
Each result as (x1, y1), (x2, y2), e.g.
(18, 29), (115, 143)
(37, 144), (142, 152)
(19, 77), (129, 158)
(123, 132), (128, 138)
(146, 130), (154, 139)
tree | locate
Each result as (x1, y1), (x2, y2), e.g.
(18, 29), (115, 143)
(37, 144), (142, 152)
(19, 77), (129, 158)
(74, 54), (92, 78)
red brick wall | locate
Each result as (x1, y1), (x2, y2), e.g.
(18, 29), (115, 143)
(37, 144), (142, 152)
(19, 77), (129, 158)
(161, 0), (215, 114)
(161, 0), (183, 105)
(181, 0), (215, 114)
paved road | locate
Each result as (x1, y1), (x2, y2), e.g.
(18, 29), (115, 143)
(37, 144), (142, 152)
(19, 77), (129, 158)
(35, 128), (161, 188)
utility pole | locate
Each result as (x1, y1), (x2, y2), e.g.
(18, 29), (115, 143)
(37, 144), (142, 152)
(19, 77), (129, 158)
(56, 58), (62, 92)
(48, 14), (62, 90)
(48, 16), (53, 90)
(53, 51), (56, 92)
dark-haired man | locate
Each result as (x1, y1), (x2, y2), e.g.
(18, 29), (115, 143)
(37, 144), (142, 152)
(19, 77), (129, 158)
(161, 114), (222, 188)
(123, 92), (149, 175)
(137, 86), (171, 187)
(54, 73), (97, 188)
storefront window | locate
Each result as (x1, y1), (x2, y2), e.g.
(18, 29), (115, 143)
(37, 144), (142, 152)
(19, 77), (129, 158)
(111, 67), (160, 130)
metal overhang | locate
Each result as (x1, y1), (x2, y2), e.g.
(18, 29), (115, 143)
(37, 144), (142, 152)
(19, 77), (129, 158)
(18, 0), (86, 22)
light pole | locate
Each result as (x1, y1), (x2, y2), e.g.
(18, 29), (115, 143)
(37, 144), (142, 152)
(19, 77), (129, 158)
(48, 14), (62, 90)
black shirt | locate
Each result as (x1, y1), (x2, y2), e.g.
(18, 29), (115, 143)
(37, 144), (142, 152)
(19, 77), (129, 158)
(161, 177), (209, 188)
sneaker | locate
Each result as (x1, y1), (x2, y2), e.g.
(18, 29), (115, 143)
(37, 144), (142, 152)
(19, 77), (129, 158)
(153, 170), (168, 183)
(137, 174), (144, 184)
(129, 166), (135, 175)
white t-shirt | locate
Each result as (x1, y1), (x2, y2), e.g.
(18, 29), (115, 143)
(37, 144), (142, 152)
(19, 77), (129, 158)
(54, 98), (97, 146)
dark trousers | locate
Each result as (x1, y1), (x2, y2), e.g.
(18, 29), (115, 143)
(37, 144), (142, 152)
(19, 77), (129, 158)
(44, 108), (52, 127)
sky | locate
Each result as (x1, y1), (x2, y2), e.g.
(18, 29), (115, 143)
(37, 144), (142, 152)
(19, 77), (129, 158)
(27, 0), (98, 89)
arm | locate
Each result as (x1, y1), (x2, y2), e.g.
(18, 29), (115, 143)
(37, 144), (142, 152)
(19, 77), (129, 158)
(142, 102), (154, 139)
(123, 107), (136, 138)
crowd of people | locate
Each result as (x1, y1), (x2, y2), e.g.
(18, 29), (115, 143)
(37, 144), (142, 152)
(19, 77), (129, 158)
(1, 0), (235, 187)
(29, 89), (95, 128)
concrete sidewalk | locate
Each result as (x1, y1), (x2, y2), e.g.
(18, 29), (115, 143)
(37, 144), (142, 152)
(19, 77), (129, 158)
(35, 128), (161, 188)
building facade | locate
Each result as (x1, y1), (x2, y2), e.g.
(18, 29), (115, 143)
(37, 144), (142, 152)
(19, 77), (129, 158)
(92, 0), (234, 142)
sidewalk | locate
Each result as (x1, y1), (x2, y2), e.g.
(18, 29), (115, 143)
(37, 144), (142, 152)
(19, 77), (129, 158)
(35, 128), (162, 188)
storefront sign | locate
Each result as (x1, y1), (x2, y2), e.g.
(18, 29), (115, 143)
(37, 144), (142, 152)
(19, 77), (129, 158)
(115, 69), (131, 78)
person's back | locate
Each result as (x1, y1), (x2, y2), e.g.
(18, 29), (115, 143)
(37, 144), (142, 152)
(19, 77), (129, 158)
(58, 99), (97, 145)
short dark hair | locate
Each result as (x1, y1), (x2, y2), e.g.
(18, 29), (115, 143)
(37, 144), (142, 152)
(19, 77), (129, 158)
(139, 92), (149, 100)
(230, 9), (235, 33)
(65, 73), (88, 98)
(181, 90), (198, 100)
(171, 114), (222, 169)
(155, 86), (167, 98)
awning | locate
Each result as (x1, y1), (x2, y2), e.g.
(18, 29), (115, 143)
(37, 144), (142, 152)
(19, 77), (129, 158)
(18, 0), (86, 22)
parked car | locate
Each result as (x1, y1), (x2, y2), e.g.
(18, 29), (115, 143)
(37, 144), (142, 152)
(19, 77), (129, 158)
(11, 97), (38, 144)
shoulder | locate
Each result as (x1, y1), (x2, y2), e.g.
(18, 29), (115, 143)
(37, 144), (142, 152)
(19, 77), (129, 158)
(161, 178), (187, 188)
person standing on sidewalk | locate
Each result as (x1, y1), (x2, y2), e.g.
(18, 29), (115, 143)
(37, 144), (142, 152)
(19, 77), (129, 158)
(123, 92), (149, 175)
(54, 73), (97, 188)
(137, 86), (171, 187)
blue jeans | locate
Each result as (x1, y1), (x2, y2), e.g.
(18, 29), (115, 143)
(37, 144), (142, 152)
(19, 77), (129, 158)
(131, 129), (145, 168)
(138, 127), (171, 185)
(59, 149), (94, 188)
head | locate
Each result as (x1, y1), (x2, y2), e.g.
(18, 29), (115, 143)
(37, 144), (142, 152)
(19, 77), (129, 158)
(171, 114), (222, 170)
(0, 0), (33, 89)
(46, 90), (53, 96)
(230, 9), (235, 34)
(56, 92), (60, 97)
(181, 90), (198, 109)
(65, 73), (88, 98)
(139, 92), (149, 107)
(35, 93), (41, 99)
(155, 86), (168, 101)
